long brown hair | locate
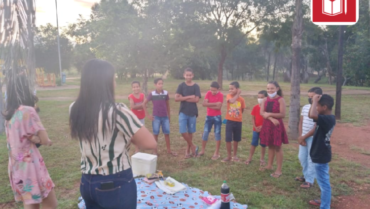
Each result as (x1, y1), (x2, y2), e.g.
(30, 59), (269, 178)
(69, 59), (116, 141)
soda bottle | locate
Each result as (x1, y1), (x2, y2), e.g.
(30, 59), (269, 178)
(220, 180), (230, 209)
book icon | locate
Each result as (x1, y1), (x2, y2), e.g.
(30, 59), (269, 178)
(322, 0), (347, 16)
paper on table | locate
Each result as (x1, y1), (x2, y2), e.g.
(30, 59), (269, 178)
(155, 177), (186, 195)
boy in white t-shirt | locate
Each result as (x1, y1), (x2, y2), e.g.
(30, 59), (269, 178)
(295, 87), (323, 188)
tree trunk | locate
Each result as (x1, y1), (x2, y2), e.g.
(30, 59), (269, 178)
(0, 79), (5, 134)
(27, 1), (36, 91)
(314, 69), (325, 83)
(266, 52), (271, 81)
(217, 46), (227, 90)
(323, 40), (335, 85)
(272, 53), (277, 81)
(288, 0), (303, 140)
(335, 26), (345, 120)
(142, 69), (148, 95)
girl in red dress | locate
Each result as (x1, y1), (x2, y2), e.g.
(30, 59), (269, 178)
(259, 81), (289, 178)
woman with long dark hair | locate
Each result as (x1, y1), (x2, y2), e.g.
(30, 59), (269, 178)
(4, 73), (57, 209)
(69, 59), (157, 209)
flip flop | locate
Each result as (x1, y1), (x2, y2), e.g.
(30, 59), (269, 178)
(295, 176), (306, 182)
(244, 160), (252, 165)
(309, 199), (321, 206)
(167, 151), (178, 156)
(193, 146), (199, 157)
(221, 158), (231, 163)
(259, 167), (273, 171)
(211, 155), (220, 160)
(260, 160), (266, 167)
(184, 154), (192, 159)
(300, 182), (313, 189)
(232, 157), (240, 162)
(197, 152), (204, 157)
(270, 173), (282, 178)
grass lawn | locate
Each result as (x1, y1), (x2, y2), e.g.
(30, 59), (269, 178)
(1, 80), (370, 208)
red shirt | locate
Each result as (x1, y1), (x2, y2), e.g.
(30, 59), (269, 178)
(205, 91), (223, 116)
(251, 104), (264, 131)
(128, 93), (145, 119)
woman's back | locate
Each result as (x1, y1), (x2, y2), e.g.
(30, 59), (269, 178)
(71, 103), (142, 175)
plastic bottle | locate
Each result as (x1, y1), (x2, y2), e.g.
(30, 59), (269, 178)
(220, 180), (230, 209)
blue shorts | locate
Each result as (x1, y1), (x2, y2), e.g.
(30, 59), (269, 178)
(202, 115), (222, 141)
(179, 112), (197, 134)
(152, 116), (170, 135)
(251, 131), (266, 147)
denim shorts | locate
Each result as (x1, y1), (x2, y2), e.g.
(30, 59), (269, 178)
(251, 131), (266, 147)
(152, 116), (170, 135)
(179, 112), (197, 134)
(80, 168), (137, 209)
(225, 120), (242, 142)
(202, 115), (222, 141)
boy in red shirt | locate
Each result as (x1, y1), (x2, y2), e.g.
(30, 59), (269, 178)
(198, 81), (224, 160)
(245, 90), (267, 166)
(128, 81), (146, 152)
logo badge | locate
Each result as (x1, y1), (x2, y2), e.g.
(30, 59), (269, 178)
(311, 0), (359, 25)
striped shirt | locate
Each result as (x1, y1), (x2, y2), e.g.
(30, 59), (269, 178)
(301, 104), (315, 136)
(70, 103), (142, 175)
(147, 90), (169, 117)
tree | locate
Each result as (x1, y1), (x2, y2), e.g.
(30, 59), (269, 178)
(288, 0), (303, 140)
(184, 0), (289, 88)
(34, 24), (73, 75)
(0, 0), (36, 133)
(335, 26), (345, 120)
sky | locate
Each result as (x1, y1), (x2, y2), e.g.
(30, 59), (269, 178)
(36, 0), (99, 27)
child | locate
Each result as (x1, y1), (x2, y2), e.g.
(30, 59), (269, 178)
(296, 87), (323, 189)
(259, 81), (288, 178)
(308, 94), (336, 209)
(175, 68), (201, 159)
(128, 81), (146, 153)
(5, 74), (57, 209)
(144, 78), (176, 156)
(245, 90), (267, 166)
(128, 81), (146, 125)
(221, 81), (245, 163)
(199, 81), (224, 160)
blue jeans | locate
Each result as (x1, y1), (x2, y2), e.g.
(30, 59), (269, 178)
(202, 115), (222, 141)
(298, 136), (316, 184)
(315, 163), (331, 209)
(80, 168), (137, 209)
(179, 112), (197, 134)
(251, 131), (266, 147)
(152, 116), (170, 135)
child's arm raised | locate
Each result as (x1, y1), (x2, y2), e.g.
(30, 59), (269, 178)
(309, 95), (321, 121)
(228, 89), (241, 104)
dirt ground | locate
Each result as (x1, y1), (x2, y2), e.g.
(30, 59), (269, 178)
(330, 122), (370, 209)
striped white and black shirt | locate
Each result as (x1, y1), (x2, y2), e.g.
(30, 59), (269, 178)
(70, 103), (142, 175)
(301, 104), (315, 136)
